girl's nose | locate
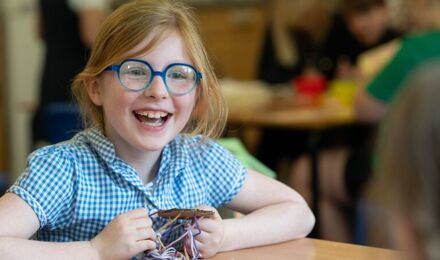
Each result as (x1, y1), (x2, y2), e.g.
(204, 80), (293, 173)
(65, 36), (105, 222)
(143, 76), (169, 100)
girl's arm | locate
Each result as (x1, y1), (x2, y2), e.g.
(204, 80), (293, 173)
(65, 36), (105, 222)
(0, 193), (156, 259)
(354, 88), (388, 123)
(0, 193), (99, 259)
(221, 169), (315, 251)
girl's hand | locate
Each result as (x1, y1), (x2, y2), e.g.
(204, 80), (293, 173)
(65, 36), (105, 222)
(191, 205), (224, 258)
(90, 208), (156, 260)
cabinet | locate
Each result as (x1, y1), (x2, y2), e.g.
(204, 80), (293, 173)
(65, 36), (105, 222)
(194, 5), (267, 80)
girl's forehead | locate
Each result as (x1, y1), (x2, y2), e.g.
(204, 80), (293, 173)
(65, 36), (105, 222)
(125, 29), (181, 56)
(124, 30), (193, 65)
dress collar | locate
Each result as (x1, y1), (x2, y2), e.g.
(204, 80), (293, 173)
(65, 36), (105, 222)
(84, 128), (192, 178)
(86, 128), (117, 165)
(159, 134), (192, 177)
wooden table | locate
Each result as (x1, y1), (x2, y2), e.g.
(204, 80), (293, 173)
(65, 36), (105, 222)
(225, 83), (355, 130)
(223, 81), (357, 237)
(210, 238), (400, 260)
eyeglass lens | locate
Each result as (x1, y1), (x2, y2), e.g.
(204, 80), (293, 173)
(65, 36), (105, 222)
(119, 60), (197, 94)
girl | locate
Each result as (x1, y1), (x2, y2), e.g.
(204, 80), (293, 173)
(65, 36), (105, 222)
(0, 0), (314, 259)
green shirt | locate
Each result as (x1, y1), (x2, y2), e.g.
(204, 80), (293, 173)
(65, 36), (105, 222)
(367, 30), (440, 103)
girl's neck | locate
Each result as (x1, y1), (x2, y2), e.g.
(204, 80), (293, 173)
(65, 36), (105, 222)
(116, 145), (162, 184)
(129, 153), (161, 184)
(103, 127), (162, 184)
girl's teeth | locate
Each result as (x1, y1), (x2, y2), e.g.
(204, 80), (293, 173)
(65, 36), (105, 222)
(148, 112), (159, 118)
(134, 110), (169, 126)
(136, 111), (168, 118)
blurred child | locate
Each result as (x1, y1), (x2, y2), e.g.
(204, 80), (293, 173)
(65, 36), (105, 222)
(356, 0), (440, 122)
(370, 60), (440, 260)
(257, 0), (334, 84)
(256, 0), (335, 177)
(258, 0), (399, 84)
(321, 0), (400, 79)
(256, 0), (398, 177)
(0, 1), (314, 259)
(289, 0), (402, 243)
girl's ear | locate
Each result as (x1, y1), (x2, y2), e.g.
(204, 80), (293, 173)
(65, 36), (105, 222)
(86, 78), (103, 106)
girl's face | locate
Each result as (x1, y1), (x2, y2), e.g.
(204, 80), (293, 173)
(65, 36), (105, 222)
(345, 5), (389, 46)
(89, 30), (197, 156)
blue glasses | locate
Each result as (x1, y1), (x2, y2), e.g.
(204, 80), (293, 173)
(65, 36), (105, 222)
(105, 59), (202, 96)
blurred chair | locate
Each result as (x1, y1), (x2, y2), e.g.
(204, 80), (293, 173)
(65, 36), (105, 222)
(43, 102), (83, 144)
(218, 137), (276, 179)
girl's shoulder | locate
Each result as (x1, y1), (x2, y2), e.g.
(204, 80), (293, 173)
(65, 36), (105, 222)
(169, 135), (240, 168)
(29, 130), (97, 165)
(170, 135), (225, 157)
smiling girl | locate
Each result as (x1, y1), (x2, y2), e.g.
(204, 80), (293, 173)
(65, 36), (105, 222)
(0, 1), (314, 259)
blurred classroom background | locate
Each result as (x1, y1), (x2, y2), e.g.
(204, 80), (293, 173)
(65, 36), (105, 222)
(0, 0), (429, 253)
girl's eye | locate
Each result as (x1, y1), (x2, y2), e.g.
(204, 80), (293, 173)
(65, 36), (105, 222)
(125, 67), (147, 76)
(168, 71), (188, 80)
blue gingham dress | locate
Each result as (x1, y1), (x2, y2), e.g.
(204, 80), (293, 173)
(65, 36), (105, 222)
(8, 128), (247, 242)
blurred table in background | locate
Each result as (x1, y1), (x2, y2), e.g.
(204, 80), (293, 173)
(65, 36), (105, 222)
(222, 80), (357, 237)
(209, 238), (400, 260)
(223, 79), (355, 130)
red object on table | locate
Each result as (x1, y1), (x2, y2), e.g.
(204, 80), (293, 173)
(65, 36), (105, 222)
(293, 75), (327, 97)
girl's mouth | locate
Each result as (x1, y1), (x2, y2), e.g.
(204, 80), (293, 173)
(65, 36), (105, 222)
(133, 110), (170, 127)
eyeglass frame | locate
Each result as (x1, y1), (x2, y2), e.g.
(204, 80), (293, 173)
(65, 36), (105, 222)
(104, 58), (203, 96)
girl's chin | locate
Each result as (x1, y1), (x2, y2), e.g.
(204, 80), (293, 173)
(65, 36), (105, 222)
(136, 137), (171, 151)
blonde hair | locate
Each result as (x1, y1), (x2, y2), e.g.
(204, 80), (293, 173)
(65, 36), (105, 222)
(372, 61), (440, 259)
(72, 0), (226, 138)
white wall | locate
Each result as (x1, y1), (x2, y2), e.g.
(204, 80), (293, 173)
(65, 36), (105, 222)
(1, 0), (42, 179)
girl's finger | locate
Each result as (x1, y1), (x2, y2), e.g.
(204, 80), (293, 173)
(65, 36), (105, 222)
(133, 218), (153, 229)
(135, 227), (156, 241)
(135, 239), (157, 252)
(128, 208), (150, 219)
(193, 218), (218, 234)
(193, 240), (207, 259)
(193, 227), (207, 243)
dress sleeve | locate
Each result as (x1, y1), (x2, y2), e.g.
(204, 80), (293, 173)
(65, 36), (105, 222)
(366, 39), (416, 103)
(7, 147), (75, 229)
(201, 140), (247, 207)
